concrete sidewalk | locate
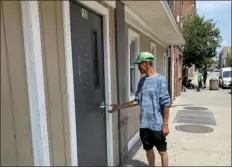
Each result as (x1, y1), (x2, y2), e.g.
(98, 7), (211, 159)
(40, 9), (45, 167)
(124, 83), (231, 166)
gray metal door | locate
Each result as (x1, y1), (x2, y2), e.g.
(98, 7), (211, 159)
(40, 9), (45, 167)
(70, 1), (107, 166)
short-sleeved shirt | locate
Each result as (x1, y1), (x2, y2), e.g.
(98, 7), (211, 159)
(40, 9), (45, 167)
(134, 74), (171, 131)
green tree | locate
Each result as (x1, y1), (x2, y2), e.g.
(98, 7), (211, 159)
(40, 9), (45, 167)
(203, 57), (215, 68)
(182, 14), (222, 68)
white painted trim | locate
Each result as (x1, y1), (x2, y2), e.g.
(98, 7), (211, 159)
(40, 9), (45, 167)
(103, 0), (116, 8)
(62, 1), (78, 166)
(20, 1), (50, 166)
(128, 131), (140, 152)
(150, 42), (157, 68)
(159, 1), (185, 44)
(128, 29), (140, 101)
(78, 1), (108, 15)
(125, 19), (167, 48)
(101, 8), (114, 168)
(63, 1), (114, 166)
(163, 52), (167, 77)
(125, 6), (168, 48)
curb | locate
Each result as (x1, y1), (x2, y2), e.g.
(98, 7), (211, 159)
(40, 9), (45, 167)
(219, 87), (231, 94)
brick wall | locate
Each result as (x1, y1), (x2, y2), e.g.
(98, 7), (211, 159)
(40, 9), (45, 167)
(183, 0), (196, 16)
(172, 0), (195, 31)
(173, 0), (183, 30)
(174, 46), (183, 97)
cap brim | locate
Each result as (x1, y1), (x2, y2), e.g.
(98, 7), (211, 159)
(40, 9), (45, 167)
(133, 58), (154, 64)
(132, 59), (140, 64)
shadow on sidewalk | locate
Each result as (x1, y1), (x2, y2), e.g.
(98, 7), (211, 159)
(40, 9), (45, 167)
(122, 140), (148, 167)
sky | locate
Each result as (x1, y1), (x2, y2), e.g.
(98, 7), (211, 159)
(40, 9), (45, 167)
(196, 1), (231, 55)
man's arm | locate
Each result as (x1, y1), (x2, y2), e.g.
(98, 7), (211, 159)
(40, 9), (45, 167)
(110, 78), (143, 113)
(163, 107), (169, 127)
(110, 100), (138, 113)
(159, 77), (171, 135)
(110, 77), (144, 113)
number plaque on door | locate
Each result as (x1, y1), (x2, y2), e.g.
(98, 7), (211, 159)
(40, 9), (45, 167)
(81, 8), (88, 19)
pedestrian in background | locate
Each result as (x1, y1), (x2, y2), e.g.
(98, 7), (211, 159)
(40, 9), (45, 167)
(197, 69), (203, 92)
(203, 68), (207, 88)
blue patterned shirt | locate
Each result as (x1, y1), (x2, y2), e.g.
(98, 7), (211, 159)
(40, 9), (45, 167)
(134, 74), (171, 131)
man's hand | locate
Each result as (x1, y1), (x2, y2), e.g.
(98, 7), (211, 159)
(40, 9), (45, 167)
(109, 104), (120, 113)
(162, 126), (169, 137)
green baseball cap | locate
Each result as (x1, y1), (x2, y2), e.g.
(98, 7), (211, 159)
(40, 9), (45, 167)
(133, 52), (155, 64)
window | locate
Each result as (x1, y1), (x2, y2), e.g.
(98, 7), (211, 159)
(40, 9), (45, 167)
(128, 29), (140, 100)
(178, 55), (182, 78)
(92, 30), (100, 88)
(150, 42), (156, 67)
(223, 71), (232, 78)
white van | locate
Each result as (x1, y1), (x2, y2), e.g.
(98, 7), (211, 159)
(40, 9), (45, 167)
(219, 67), (232, 88)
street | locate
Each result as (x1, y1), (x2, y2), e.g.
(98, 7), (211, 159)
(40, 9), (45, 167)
(124, 72), (231, 166)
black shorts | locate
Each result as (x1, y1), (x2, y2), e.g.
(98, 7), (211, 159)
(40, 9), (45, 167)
(140, 128), (167, 151)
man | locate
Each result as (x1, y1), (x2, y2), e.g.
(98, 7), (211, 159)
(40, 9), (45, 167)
(109, 52), (171, 167)
(197, 69), (203, 92)
(203, 68), (207, 88)
(182, 76), (188, 92)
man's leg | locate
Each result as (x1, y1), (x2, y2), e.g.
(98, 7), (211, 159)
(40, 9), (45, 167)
(140, 129), (155, 166)
(197, 85), (200, 91)
(204, 78), (207, 88)
(146, 149), (155, 166)
(154, 131), (168, 167)
(197, 82), (201, 92)
(159, 151), (168, 167)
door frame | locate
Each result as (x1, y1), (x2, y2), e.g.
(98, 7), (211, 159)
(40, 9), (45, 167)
(62, 1), (113, 166)
(20, 1), (50, 166)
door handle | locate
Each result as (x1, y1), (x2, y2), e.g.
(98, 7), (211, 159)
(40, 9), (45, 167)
(100, 102), (106, 108)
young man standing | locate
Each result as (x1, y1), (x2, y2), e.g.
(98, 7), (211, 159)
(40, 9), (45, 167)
(109, 52), (171, 167)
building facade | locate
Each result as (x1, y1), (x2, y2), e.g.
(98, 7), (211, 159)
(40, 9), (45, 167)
(167, 0), (196, 100)
(219, 46), (232, 68)
(1, 0), (184, 166)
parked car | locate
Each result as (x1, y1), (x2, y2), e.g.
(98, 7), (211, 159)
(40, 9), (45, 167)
(219, 67), (232, 88)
